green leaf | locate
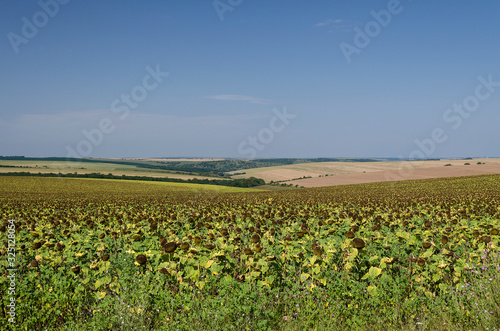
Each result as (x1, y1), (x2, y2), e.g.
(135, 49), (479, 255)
(422, 250), (434, 258)
(367, 285), (378, 296)
(210, 262), (222, 273)
(184, 266), (194, 277)
(189, 269), (200, 281)
(95, 275), (111, 289)
(266, 275), (275, 285)
(250, 271), (261, 279)
(363, 266), (382, 280)
(205, 260), (215, 269)
(257, 258), (267, 266)
(309, 255), (317, 265)
(109, 281), (121, 293)
(198, 256), (209, 267)
(94, 291), (106, 300)
(160, 254), (170, 262)
(241, 283), (251, 293)
(438, 283), (449, 292)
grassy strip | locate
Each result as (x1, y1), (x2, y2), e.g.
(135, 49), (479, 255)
(8, 251), (499, 330)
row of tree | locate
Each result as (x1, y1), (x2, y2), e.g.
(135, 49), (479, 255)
(0, 172), (265, 188)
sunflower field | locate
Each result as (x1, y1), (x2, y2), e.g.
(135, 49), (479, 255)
(1, 175), (499, 330)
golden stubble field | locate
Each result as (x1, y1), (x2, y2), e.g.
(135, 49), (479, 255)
(229, 158), (500, 187)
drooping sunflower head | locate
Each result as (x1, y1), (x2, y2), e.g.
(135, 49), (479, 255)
(312, 245), (323, 257)
(351, 238), (365, 249)
(422, 241), (432, 249)
(180, 242), (190, 251)
(135, 254), (147, 265)
(163, 242), (177, 253)
(251, 233), (261, 243)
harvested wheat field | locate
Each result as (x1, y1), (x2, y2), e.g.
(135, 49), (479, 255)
(285, 159), (500, 187)
(230, 158), (500, 185)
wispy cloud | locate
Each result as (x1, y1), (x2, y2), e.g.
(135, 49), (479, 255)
(205, 94), (270, 105)
(315, 19), (360, 32)
(315, 19), (337, 27)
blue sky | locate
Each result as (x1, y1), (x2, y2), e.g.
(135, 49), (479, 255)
(1, 0), (499, 159)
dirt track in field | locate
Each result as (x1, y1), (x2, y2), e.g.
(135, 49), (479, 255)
(284, 161), (500, 188)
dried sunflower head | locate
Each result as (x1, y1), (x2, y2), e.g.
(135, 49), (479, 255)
(135, 254), (147, 265)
